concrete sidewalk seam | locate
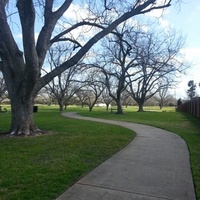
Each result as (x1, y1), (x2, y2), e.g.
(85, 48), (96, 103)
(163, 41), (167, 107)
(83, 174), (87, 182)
(77, 182), (174, 200)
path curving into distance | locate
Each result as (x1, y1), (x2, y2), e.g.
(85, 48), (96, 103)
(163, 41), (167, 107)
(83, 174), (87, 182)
(57, 112), (196, 200)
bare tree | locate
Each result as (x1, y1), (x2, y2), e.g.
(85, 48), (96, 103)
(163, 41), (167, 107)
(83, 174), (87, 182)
(155, 80), (171, 109)
(121, 91), (135, 108)
(97, 26), (139, 114)
(0, 0), (173, 135)
(82, 68), (105, 112)
(45, 73), (83, 111)
(44, 45), (84, 111)
(145, 93), (176, 107)
(102, 66), (126, 114)
(76, 89), (90, 108)
(102, 88), (113, 111)
(126, 29), (186, 112)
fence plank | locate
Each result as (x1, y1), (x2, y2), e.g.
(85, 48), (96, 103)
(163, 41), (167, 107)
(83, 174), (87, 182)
(177, 97), (200, 118)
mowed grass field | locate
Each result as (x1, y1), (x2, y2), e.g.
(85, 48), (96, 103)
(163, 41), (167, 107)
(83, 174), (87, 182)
(0, 105), (200, 199)
(0, 106), (134, 200)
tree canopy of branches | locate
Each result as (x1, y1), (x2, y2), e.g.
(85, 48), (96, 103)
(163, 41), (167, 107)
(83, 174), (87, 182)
(44, 44), (84, 111)
(125, 28), (186, 111)
(79, 67), (105, 112)
(99, 26), (139, 114)
(154, 83), (173, 109)
(0, 0), (173, 135)
(92, 24), (186, 113)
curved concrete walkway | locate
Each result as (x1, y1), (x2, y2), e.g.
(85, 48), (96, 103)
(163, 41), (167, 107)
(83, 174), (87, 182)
(57, 112), (196, 200)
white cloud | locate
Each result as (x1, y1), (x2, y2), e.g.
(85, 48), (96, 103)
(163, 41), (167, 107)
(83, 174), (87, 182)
(145, 4), (170, 18)
(180, 48), (200, 64)
(63, 3), (91, 22)
(158, 18), (170, 29)
(146, 9), (163, 18)
(143, 6), (171, 31)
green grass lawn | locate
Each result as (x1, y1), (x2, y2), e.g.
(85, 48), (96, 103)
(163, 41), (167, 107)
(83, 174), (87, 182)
(0, 107), (134, 200)
(0, 105), (199, 199)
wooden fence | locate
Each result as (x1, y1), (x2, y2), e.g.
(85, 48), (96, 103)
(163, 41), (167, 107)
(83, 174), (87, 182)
(177, 97), (200, 118)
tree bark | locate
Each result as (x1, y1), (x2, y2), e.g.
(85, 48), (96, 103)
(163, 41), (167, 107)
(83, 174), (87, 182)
(89, 106), (93, 112)
(116, 99), (124, 114)
(137, 101), (144, 112)
(106, 104), (109, 111)
(9, 93), (38, 136)
(58, 102), (64, 112)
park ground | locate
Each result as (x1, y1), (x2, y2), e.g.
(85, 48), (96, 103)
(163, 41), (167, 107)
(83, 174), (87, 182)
(0, 105), (199, 200)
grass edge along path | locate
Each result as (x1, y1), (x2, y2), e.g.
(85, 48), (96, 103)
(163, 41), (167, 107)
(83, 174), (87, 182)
(0, 109), (135, 200)
(75, 106), (200, 200)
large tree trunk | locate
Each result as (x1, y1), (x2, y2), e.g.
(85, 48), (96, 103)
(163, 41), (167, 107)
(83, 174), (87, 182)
(109, 93), (124, 114)
(137, 101), (144, 112)
(106, 103), (109, 111)
(89, 106), (93, 112)
(115, 88), (124, 114)
(4, 64), (40, 136)
(116, 99), (124, 114)
(159, 99), (164, 109)
(58, 101), (64, 112)
(9, 93), (39, 136)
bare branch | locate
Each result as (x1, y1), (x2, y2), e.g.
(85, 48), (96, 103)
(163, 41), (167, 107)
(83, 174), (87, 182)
(36, 0), (73, 68)
(139, 1), (172, 14)
(55, 38), (82, 50)
(16, 0), (38, 68)
(0, 1), (25, 79)
(50, 21), (105, 45)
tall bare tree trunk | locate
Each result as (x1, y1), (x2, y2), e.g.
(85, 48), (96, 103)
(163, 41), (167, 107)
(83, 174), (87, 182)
(106, 104), (109, 111)
(9, 90), (38, 136)
(58, 101), (64, 112)
(137, 101), (144, 112)
(116, 99), (124, 114)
